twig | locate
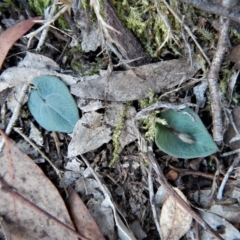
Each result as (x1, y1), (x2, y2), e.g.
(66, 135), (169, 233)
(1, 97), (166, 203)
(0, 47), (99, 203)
(217, 153), (240, 199)
(146, 147), (223, 240)
(135, 101), (196, 120)
(161, 0), (211, 65)
(0, 177), (89, 240)
(13, 127), (61, 175)
(25, 4), (70, 48)
(221, 148), (240, 157)
(52, 132), (62, 160)
(36, 0), (58, 51)
(207, 16), (230, 142)
(147, 164), (162, 238)
(0, 83), (28, 151)
(79, 155), (136, 240)
(170, 166), (235, 183)
(180, 0), (240, 24)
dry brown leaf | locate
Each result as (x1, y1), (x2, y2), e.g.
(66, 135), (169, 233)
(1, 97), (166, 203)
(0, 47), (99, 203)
(0, 17), (42, 70)
(0, 130), (85, 240)
(68, 112), (112, 157)
(67, 186), (106, 240)
(160, 188), (192, 240)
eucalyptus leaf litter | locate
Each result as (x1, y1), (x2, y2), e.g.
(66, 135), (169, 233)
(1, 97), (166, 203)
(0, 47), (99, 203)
(155, 108), (218, 159)
(28, 75), (79, 133)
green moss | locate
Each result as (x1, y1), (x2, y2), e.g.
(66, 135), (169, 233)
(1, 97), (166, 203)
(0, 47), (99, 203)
(3, 0), (13, 5)
(139, 89), (167, 141)
(109, 102), (131, 167)
(71, 62), (83, 75)
(29, 0), (51, 15)
(139, 89), (158, 108)
(232, 93), (240, 104)
(111, 0), (184, 57)
(230, 27), (240, 44)
(219, 67), (234, 96)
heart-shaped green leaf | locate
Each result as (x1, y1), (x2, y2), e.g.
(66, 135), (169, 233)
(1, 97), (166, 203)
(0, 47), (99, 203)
(28, 75), (80, 133)
(155, 108), (218, 159)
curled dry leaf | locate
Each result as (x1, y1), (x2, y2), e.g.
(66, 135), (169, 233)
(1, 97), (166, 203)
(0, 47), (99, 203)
(160, 188), (192, 240)
(0, 131), (80, 240)
(0, 17), (42, 69)
(67, 186), (105, 240)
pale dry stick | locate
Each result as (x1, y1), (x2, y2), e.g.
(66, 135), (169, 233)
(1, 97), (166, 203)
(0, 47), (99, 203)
(217, 153), (240, 199)
(161, 0), (211, 65)
(36, 0), (58, 51)
(79, 155), (137, 240)
(221, 148), (240, 157)
(146, 147), (223, 240)
(0, 83), (28, 151)
(52, 132), (62, 160)
(135, 101), (196, 120)
(13, 127), (61, 175)
(147, 164), (162, 239)
(25, 4), (70, 48)
(207, 16), (230, 142)
(0, 177), (90, 240)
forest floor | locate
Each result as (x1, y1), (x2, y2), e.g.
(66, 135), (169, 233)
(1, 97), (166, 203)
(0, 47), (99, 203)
(1, 0), (240, 239)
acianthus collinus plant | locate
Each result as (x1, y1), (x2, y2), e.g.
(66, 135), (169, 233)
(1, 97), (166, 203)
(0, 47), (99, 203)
(155, 108), (219, 159)
(28, 75), (80, 133)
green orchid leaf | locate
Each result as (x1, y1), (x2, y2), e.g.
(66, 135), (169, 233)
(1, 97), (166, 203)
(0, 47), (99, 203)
(155, 108), (218, 159)
(28, 75), (80, 133)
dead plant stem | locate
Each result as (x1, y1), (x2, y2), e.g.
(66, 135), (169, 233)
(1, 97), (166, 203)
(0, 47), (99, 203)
(207, 16), (230, 142)
(0, 83), (28, 151)
(217, 153), (240, 199)
(147, 165), (162, 238)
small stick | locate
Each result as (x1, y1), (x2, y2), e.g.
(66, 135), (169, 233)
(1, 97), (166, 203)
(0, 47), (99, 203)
(147, 164), (162, 238)
(36, 0), (58, 51)
(0, 83), (28, 151)
(52, 132), (62, 160)
(25, 4), (70, 48)
(207, 16), (230, 142)
(135, 101), (196, 120)
(221, 148), (240, 157)
(217, 153), (240, 199)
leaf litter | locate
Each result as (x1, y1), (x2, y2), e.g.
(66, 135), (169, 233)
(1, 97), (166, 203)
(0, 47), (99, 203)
(1, 1), (240, 239)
